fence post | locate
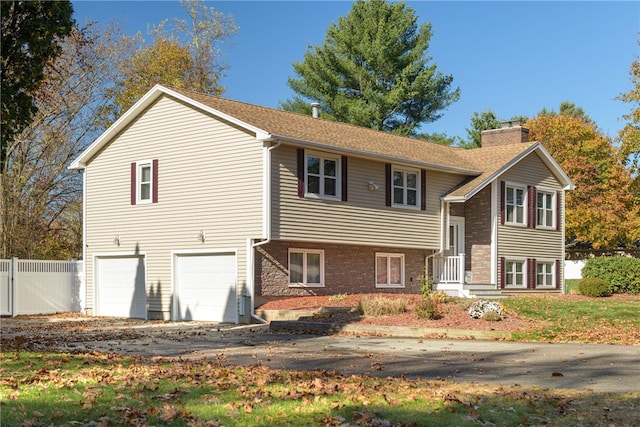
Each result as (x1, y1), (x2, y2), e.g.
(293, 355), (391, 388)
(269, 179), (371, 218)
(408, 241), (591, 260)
(11, 257), (18, 317)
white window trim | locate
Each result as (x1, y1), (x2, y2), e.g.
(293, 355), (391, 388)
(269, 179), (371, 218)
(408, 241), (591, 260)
(505, 257), (527, 288)
(375, 253), (405, 288)
(504, 181), (527, 226)
(304, 151), (341, 200)
(391, 166), (420, 209)
(136, 159), (153, 204)
(535, 258), (556, 288)
(288, 248), (325, 287)
(536, 187), (556, 230)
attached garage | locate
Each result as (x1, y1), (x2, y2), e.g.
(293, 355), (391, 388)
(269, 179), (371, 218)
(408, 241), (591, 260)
(95, 255), (147, 319)
(173, 251), (237, 323)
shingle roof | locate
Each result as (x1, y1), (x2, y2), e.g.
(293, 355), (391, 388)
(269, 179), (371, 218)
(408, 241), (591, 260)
(169, 87), (487, 174)
(167, 87), (545, 198)
(72, 85), (565, 198)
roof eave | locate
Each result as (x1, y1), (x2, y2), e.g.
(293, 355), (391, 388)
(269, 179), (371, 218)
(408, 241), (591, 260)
(269, 134), (481, 175)
(442, 142), (575, 201)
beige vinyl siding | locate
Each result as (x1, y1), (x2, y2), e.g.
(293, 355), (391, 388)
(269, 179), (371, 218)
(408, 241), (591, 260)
(498, 152), (564, 260)
(84, 95), (263, 314)
(271, 145), (464, 249)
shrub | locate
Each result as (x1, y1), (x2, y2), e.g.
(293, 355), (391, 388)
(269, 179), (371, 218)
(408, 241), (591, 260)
(419, 271), (434, 298)
(415, 298), (441, 320)
(581, 256), (640, 294)
(481, 311), (502, 322)
(578, 278), (613, 297)
(358, 296), (407, 316)
(428, 290), (450, 304)
(468, 300), (503, 319)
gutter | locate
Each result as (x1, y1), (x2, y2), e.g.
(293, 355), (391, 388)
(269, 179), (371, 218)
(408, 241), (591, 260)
(248, 139), (282, 324)
(267, 134), (480, 176)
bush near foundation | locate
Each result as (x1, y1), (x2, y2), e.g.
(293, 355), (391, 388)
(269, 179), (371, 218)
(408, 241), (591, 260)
(415, 298), (441, 320)
(581, 256), (640, 294)
(578, 278), (613, 297)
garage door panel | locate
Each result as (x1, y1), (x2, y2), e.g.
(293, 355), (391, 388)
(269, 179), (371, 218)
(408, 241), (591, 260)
(174, 253), (236, 322)
(96, 256), (146, 319)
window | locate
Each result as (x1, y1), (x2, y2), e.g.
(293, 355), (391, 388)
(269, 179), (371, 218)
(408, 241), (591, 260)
(505, 184), (526, 225)
(536, 190), (555, 228)
(305, 152), (340, 198)
(376, 253), (404, 287)
(289, 249), (324, 287)
(392, 167), (419, 208)
(138, 163), (152, 202)
(536, 261), (555, 287)
(505, 259), (526, 288)
(131, 159), (158, 205)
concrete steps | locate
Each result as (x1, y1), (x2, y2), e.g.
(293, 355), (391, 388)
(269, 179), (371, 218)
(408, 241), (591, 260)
(463, 284), (505, 299)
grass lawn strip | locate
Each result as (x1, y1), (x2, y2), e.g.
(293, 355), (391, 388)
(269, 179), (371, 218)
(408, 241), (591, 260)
(2, 351), (639, 426)
(500, 296), (640, 344)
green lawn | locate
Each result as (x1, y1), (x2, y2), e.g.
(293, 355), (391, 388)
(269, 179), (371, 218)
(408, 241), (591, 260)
(500, 286), (639, 344)
(1, 351), (638, 426)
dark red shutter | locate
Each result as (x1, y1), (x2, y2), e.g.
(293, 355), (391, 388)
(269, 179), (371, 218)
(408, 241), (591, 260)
(555, 260), (561, 289)
(500, 181), (505, 224)
(152, 159), (159, 203)
(420, 169), (426, 211)
(556, 191), (562, 231)
(130, 163), (136, 205)
(528, 186), (536, 228)
(385, 164), (392, 207)
(499, 257), (506, 289)
(341, 156), (348, 201)
(297, 149), (305, 198)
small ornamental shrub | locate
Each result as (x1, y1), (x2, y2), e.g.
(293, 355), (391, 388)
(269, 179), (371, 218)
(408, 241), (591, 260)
(578, 278), (613, 297)
(581, 256), (640, 294)
(358, 296), (407, 316)
(481, 311), (502, 322)
(428, 290), (450, 304)
(468, 300), (503, 319)
(415, 298), (441, 320)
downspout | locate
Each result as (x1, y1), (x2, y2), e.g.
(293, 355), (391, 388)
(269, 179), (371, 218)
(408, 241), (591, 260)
(249, 139), (282, 324)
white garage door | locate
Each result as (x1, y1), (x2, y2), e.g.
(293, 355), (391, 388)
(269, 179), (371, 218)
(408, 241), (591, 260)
(96, 256), (146, 319)
(174, 252), (237, 322)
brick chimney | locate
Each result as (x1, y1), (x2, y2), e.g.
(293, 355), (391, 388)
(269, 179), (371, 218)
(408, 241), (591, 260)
(481, 121), (529, 147)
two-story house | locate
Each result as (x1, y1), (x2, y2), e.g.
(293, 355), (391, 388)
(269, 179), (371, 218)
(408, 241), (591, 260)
(70, 85), (574, 322)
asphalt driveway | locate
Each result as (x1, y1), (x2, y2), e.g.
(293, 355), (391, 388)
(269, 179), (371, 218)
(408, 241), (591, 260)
(2, 316), (638, 394)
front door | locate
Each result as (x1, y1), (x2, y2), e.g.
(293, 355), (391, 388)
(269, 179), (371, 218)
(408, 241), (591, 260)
(449, 216), (465, 256)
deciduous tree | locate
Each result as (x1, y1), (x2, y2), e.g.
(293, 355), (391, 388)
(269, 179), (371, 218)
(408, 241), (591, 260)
(282, 0), (459, 137)
(1, 24), (132, 259)
(616, 44), (640, 178)
(106, 0), (237, 119)
(527, 114), (640, 248)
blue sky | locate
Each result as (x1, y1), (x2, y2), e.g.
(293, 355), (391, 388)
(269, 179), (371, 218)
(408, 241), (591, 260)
(72, 1), (639, 141)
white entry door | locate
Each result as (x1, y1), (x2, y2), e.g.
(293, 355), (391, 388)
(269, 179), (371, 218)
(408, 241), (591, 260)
(173, 252), (237, 322)
(449, 216), (465, 255)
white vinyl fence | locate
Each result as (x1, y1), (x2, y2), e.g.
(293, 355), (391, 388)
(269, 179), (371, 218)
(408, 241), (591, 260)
(0, 258), (84, 316)
(564, 260), (586, 280)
